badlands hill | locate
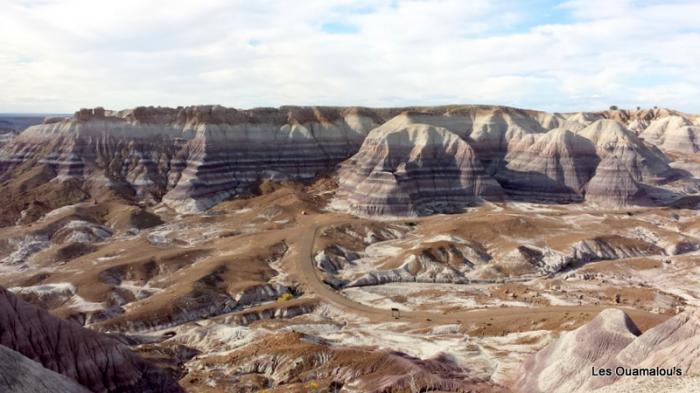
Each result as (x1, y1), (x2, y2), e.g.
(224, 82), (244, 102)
(335, 113), (504, 215)
(516, 308), (700, 393)
(0, 104), (698, 222)
(0, 286), (183, 392)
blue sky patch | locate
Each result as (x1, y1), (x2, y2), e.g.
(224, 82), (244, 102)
(321, 22), (360, 34)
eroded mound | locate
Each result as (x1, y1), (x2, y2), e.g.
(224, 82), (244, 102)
(336, 113), (503, 215)
(0, 286), (183, 393)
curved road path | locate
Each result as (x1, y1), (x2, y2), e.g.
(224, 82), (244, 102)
(294, 214), (668, 331)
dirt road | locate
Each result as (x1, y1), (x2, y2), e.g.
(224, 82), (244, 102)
(294, 214), (669, 332)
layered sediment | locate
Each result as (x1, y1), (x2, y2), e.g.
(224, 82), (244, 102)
(0, 105), (696, 219)
(577, 119), (672, 183)
(585, 155), (651, 206)
(336, 113), (503, 215)
(641, 116), (700, 155)
(0, 286), (183, 392)
(498, 127), (598, 202)
(0, 106), (391, 214)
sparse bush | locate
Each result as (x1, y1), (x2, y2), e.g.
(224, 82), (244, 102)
(609, 105), (618, 110)
(277, 292), (294, 302)
(304, 380), (320, 393)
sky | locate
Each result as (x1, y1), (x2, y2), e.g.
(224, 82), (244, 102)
(1, 0), (699, 113)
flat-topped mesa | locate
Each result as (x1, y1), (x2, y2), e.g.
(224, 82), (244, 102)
(160, 106), (391, 211)
(72, 105), (396, 127)
(0, 105), (695, 221)
(335, 113), (504, 216)
(0, 106), (391, 213)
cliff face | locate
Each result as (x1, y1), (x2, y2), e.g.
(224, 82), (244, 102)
(0, 105), (695, 219)
(161, 106), (388, 211)
(0, 286), (183, 393)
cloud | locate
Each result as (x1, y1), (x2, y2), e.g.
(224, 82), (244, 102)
(0, 0), (698, 113)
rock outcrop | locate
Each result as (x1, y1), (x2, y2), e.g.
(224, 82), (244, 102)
(515, 308), (700, 393)
(0, 286), (183, 393)
(161, 106), (388, 211)
(577, 119), (672, 183)
(0, 106), (389, 214)
(336, 113), (503, 215)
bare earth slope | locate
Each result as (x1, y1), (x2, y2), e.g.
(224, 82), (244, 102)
(336, 113), (503, 215)
(516, 307), (700, 393)
(0, 286), (183, 393)
(0, 345), (91, 393)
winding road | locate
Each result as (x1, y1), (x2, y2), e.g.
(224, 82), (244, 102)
(294, 212), (669, 332)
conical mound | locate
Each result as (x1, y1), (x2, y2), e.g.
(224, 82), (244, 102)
(499, 127), (598, 201)
(578, 119), (672, 183)
(585, 155), (650, 206)
(641, 115), (700, 154)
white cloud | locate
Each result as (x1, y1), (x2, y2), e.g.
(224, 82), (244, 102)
(0, 0), (698, 113)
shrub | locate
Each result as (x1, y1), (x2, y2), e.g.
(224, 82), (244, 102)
(277, 292), (294, 302)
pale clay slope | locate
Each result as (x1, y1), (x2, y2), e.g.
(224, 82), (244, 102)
(585, 155), (650, 206)
(516, 307), (700, 393)
(640, 115), (700, 154)
(502, 127), (598, 200)
(335, 109), (692, 215)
